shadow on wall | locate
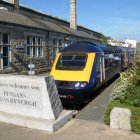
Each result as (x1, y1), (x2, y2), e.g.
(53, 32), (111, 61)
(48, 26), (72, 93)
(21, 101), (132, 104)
(10, 50), (29, 73)
(9, 62), (20, 73)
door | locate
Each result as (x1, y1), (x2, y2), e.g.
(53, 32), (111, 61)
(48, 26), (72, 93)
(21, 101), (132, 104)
(96, 54), (105, 86)
(100, 55), (105, 82)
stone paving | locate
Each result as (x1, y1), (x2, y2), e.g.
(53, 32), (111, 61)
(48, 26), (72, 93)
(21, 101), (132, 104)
(0, 78), (139, 140)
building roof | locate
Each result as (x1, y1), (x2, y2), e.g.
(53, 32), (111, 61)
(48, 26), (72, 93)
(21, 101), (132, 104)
(0, 9), (100, 41)
(60, 25), (98, 40)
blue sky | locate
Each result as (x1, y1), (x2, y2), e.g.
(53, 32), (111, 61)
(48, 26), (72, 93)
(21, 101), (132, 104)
(20, 0), (140, 42)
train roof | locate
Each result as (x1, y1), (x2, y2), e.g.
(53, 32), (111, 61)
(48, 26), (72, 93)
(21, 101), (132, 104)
(60, 42), (122, 54)
(116, 46), (135, 52)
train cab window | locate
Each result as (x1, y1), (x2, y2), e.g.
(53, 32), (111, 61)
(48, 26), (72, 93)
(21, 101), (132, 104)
(56, 54), (87, 70)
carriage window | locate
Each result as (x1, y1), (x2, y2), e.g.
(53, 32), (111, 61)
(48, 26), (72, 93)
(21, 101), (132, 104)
(56, 54), (87, 70)
(104, 54), (121, 70)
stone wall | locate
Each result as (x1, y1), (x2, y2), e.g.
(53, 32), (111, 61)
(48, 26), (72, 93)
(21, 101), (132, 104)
(0, 26), (51, 74)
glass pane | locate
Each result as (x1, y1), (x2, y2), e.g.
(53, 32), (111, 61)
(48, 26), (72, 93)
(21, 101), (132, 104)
(53, 38), (57, 45)
(38, 47), (42, 56)
(3, 47), (9, 67)
(33, 37), (36, 45)
(27, 36), (32, 45)
(56, 54), (87, 70)
(3, 34), (9, 44)
(3, 57), (8, 67)
(33, 47), (36, 56)
(59, 39), (62, 46)
(3, 47), (8, 56)
(27, 47), (30, 56)
(38, 37), (42, 45)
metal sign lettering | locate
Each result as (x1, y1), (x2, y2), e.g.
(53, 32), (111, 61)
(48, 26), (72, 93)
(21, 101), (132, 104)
(16, 45), (24, 49)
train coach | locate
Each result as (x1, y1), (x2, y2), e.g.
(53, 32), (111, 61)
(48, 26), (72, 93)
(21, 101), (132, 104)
(50, 42), (135, 104)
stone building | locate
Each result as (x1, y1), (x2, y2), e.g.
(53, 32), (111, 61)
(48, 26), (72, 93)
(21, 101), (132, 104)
(0, 1), (102, 74)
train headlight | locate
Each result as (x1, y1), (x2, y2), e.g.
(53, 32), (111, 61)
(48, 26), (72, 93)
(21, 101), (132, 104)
(75, 82), (80, 87)
(80, 82), (87, 87)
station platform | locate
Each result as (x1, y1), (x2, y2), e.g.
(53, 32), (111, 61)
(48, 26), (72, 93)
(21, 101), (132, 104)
(0, 79), (139, 140)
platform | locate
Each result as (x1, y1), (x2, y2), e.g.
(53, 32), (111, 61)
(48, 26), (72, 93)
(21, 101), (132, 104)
(0, 78), (139, 140)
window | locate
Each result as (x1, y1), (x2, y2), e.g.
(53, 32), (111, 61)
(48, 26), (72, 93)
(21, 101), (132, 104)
(58, 39), (62, 46)
(0, 33), (2, 44)
(56, 54), (87, 70)
(3, 46), (9, 67)
(0, 33), (11, 69)
(38, 37), (42, 45)
(27, 36), (43, 57)
(27, 36), (32, 45)
(33, 37), (37, 45)
(33, 47), (37, 57)
(27, 46), (32, 56)
(38, 46), (43, 56)
(3, 34), (9, 44)
(53, 38), (57, 46)
(104, 53), (121, 70)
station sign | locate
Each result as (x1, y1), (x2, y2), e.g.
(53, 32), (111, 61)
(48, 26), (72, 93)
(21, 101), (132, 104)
(16, 45), (24, 49)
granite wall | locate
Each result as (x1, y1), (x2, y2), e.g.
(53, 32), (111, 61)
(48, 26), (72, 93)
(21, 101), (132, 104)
(0, 26), (51, 74)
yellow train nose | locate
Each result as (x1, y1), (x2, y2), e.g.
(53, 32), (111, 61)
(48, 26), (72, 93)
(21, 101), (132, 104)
(50, 53), (95, 82)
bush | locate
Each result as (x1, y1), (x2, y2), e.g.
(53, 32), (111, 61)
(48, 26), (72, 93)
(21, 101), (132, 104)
(120, 84), (140, 107)
(104, 64), (140, 134)
(131, 108), (140, 134)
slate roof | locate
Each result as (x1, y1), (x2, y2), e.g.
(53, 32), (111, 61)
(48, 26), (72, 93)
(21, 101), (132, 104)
(60, 25), (98, 40)
(0, 10), (99, 41)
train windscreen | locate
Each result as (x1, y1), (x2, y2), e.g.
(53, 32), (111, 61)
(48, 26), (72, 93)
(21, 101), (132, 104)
(56, 54), (87, 70)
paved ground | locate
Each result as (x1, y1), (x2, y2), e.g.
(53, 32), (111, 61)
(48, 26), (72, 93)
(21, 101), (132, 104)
(0, 78), (139, 140)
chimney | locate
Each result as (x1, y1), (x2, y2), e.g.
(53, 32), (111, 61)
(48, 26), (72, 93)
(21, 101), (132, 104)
(70, 0), (77, 30)
(14, 0), (19, 13)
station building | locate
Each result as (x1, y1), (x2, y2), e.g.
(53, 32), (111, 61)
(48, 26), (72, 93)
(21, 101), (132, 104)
(0, 1), (102, 74)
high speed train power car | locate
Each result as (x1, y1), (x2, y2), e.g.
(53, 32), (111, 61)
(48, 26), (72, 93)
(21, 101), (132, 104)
(50, 42), (135, 104)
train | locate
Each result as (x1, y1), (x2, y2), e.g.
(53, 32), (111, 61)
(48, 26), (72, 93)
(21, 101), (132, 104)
(50, 41), (135, 104)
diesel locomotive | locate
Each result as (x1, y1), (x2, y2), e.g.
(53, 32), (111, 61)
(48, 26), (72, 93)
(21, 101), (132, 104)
(50, 42), (135, 104)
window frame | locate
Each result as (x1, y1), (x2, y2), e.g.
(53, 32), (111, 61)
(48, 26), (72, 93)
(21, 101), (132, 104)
(26, 35), (43, 58)
(56, 53), (88, 70)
